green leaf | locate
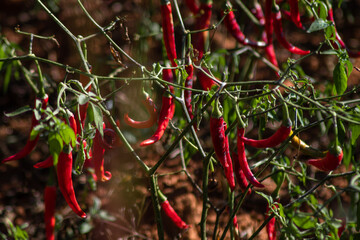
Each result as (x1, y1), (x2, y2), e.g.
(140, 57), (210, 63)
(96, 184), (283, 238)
(29, 126), (41, 141)
(350, 124), (360, 145)
(4, 106), (32, 117)
(48, 132), (63, 165)
(345, 60), (353, 77)
(98, 210), (116, 221)
(292, 212), (316, 229)
(333, 62), (348, 95)
(75, 142), (86, 174)
(325, 25), (336, 40)
(79, 222), (93, 234)
(3, 64), (12, 94)
(78, 94), (90, 105)
(319, 49), (338, 55)
(308, 19), (330, 33)
(59, 123), (76, 147)
(317, 1), (328, 19)
(256, 191), (272, 204)
(343, 143), (352, 168)
(337, 119), (346, 144)
(90, 102), (103, 137)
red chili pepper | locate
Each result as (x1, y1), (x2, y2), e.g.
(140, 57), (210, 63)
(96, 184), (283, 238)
(185, 64), (194, 120)
(264, 0), (274, 44)
(337, 218), (346, 237)
(140, 69), (175, 147)
(233, 214), (238, 229)
(161, 0), (177, 67)
(266, 201), (278, 240)
(223, 4), (266, 48)
(262, 31), (279, 74)
(232, 152), (251, 194)
(193, 2), (212, 60)
(44, 185), (56, 240)
(289, 0), (303, 29)
(327, 8), (346, 49)
(92, 124), (115, 181)
(80, 140), (98, 181)
(76, 69), (92, 135)
(197, 67), (218, 91)
(34, 156), (54, 169)
(2, 94), (49, 163)
(124, 95), (157, 129)
(327, 8), (360, 58)
(158, 190), (190, 229)
(236, 128), (264, 188)
(253, 3), (279, 73)
(57, 151), (86, 218)
(57, 113), (86, 218)
(307, 147), (343, 172)
(251, 2), (265, 26)
(272, 10), (310, 55)
(240, 124), (292, 148)
(185, 0), (199, 14)
(210, 102), (235, 191)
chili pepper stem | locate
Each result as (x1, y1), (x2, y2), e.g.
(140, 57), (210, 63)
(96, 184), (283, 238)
(150, 175), (164, 240)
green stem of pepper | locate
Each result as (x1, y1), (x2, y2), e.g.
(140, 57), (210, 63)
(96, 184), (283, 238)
(150, 175), (164, 240)
(212, 97), (222, 118)
(34, 58), (46, 98)
(200, 155), (211, 239)
(271, 170), (285, 199)
(228, 186), (235, 240)
(234, 99), (246, 129)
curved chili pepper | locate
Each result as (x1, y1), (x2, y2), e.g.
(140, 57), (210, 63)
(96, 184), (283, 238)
(232, 152), (251, 194)
(80, 140), (98, 181)
(197, 68), (218, 90)
(240, 123), (292, 148)
(237, 128), (264, 188)
(57, 113), (86, 218)
(266, 201), (278, 240)
(76, 69), (92, 135)
(161, 0), (177, 67)
(158, 190), (190, 229)
(34, 156), (54, 169)
(327, 8), (360, 58)
(272, 11), (309, 55)
(140, 69), (175, 147)
(193, 2), (212, 60)
(254, 3), (279, 73)
(44, 185), (56, 240)
(251, 2), (265, 26)
(210, 104), (235, 191)
(263, 31), (279, 71)
(2, 94), (49, 163)
(233, 214), (239, 229)
(264, 0), (274, 44)
(307, 147), (343, 172)
(222, 3), (266, 48)
(185, 0), (199, 14)
(327, 8), (346, 49)
(289, 0), (303, 29)
(57, 151), (86, 218)
(161, 200), (190, 229)
(185, 64), (194, 120)
(92, 125), (115, 181)
(124, 95), (157, 129)
(272, 11), (310, 55)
